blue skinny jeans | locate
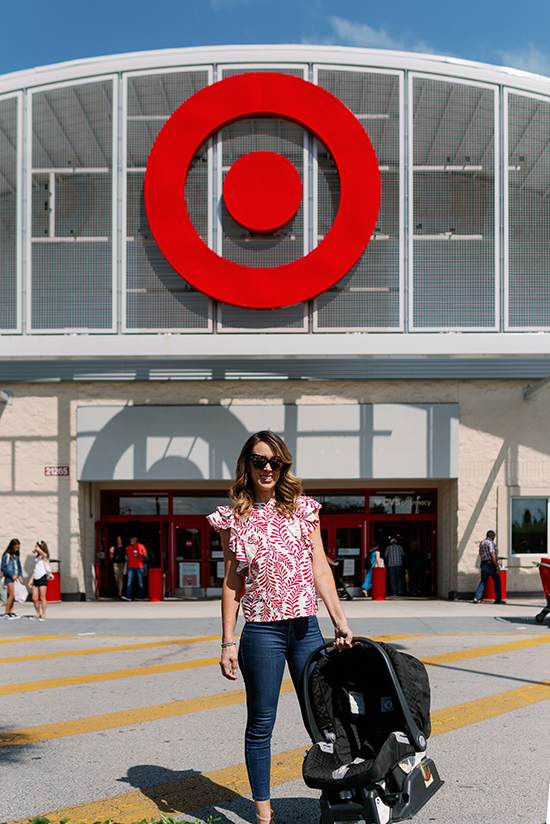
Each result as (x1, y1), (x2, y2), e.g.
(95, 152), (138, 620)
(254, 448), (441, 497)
(126, 567), (145, 599)
(238, 615), (324, 801)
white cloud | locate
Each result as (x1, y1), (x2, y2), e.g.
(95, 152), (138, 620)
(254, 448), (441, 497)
(325, 16), (437, 54)
(497, 44), (550, 77)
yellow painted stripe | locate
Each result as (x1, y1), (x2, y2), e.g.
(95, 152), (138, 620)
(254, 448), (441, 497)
(2, 634), (548, 748)
(0, 680), (295, 747)
(0, 635), (74, 644)
(420, 634), (550, 666)
(8, 677), (550, 824)
(0, 656), (221, 696)
(0, 635), (224, 664)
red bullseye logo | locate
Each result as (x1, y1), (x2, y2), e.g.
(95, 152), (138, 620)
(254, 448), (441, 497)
(144, 73), (381, 310)
(223, 151), (303, 234)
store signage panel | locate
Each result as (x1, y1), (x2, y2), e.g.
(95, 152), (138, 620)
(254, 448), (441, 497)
(144, 73), (381, 309)
(77, 403), (458, 482)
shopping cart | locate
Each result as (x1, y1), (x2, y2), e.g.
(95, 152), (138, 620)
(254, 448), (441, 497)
(534, 558), (550, 624)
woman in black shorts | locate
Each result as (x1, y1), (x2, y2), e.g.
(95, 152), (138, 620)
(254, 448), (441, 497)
(29, 541), (51, 621)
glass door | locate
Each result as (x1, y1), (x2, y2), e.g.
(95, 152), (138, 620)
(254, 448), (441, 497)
(321, 517), (366, 593)
(208, 528), (225, 592)
(175, 522), (204, 593)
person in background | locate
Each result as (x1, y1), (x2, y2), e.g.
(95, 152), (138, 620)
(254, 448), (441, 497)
(122, 536), (148, 601)
(407, 540), (426, 597)
(384, 537), (405, 595)
(28, 541), (50, 621)
(361, 541), (381, 597)
(208, 430), (353, 824)
(1, 539), (23, 620)
(109, 535), (126, 599)
(473, 530), (505, 604)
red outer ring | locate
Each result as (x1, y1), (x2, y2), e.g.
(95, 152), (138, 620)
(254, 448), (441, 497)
(144, 72), (381, 310)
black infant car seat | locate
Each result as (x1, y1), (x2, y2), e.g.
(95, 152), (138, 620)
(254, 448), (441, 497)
(302, 638), (443, 823)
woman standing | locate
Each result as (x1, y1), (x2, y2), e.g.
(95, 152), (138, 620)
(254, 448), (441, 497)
(28, 541), (51, 621)
(208, 431), (353, 824)
(1, 539), (23, 620)
(361, 541), (381, 597)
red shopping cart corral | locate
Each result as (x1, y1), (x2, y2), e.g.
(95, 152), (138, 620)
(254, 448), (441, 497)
(533, 558), (550, 624)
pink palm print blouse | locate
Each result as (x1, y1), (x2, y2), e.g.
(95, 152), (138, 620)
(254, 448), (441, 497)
(207, 495), (321, 623)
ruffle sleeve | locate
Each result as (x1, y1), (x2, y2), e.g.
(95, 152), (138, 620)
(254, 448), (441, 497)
(206, 506), (248, 572)
(295, 495), (321, 536)
(206, 506), (234, 533)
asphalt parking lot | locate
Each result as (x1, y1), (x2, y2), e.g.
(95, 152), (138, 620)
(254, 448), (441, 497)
(1, 596), (549, 824)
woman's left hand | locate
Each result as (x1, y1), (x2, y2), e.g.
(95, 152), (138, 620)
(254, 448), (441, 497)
(333, 623), (353, 648)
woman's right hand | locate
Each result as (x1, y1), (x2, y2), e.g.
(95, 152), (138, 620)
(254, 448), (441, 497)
(220, 644), (239, 680)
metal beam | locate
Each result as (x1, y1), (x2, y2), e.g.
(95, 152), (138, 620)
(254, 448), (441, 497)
(523, 376), (550, 401)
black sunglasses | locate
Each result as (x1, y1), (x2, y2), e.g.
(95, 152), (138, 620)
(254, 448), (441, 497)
(250, 454), (286, 471)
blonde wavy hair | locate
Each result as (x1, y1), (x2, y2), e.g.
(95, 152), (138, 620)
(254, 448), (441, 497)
(230, 430), (303, 520)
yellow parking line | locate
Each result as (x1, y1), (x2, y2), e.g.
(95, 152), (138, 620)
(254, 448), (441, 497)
(7, 676), (550, 824)
(0, 680), (295, 747)
(0, 635), (74, 644)
(420, 634), (550, 666)
(0, 656), (221, 696)
(1, 631), (545, 701)
(0, 635), (224, 664)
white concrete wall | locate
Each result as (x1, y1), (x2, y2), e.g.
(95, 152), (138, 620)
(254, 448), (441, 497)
(0, 378), (548, 597)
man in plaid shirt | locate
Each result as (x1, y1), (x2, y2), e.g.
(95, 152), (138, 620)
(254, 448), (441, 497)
(473, 530), (505, 604)
(384, 538), (405, 595)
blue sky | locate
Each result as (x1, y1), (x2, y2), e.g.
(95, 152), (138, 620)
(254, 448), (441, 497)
(2, 0), (550, 77)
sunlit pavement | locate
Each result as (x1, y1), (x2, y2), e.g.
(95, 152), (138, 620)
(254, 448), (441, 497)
(1, 597), (549, 824)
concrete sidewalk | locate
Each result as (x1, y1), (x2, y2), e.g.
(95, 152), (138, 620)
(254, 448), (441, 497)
(1, 595), (548, 637)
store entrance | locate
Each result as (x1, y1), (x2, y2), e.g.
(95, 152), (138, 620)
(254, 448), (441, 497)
(95, 520), (167, 598)
(371, 521), (437, 596)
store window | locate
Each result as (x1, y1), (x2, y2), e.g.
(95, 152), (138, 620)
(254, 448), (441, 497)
(511, 498), (548, 555)
(306, 493), (365, 514)
(173, 494), (231, 515)
(101, 492), (168, 516)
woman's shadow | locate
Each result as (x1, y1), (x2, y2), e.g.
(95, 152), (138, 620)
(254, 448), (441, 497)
(117, 765), (320, 823)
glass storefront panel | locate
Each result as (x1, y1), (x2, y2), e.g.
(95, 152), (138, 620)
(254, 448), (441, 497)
(309, 493), (365, 514)
(511, 498), (548, 555)
(173, 494), (231, 515)
(101, 492), (168, 516)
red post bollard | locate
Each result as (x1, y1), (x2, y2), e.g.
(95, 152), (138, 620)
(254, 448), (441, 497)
(371, 566), (387, 601)
(148, 568), (163, 602)
(483, 569), (507, 601)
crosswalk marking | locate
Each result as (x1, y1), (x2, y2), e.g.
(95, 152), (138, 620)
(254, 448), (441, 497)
(6, 676), (550, 824)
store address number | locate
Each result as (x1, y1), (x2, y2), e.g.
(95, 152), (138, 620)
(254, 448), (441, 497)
(44, 466), (69, 477)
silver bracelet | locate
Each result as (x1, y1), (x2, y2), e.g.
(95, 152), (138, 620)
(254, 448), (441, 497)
(221, 641), (236, 648)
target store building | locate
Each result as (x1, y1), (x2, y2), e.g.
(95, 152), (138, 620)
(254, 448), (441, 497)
(1, 44), (550, 600)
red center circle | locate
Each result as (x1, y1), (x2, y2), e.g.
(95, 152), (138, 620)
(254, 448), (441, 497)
(223, 151), (302, 234)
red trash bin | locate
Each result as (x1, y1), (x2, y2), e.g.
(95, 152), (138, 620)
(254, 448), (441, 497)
(46, 560), (61, 603)
(148, 568), (163, 602)
(482, 569), (507, 601)
(371, 566), (387, 601)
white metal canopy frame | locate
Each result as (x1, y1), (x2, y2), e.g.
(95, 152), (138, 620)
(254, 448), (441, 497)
(1, 45), (550, 367)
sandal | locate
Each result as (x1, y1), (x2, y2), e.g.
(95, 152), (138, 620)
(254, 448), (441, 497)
(256, 813), (275, 823)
